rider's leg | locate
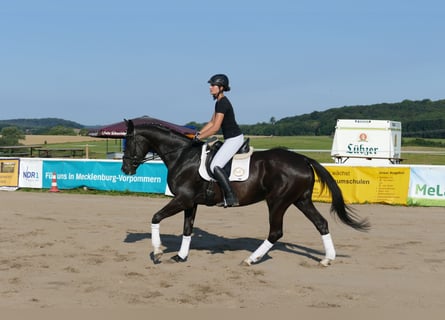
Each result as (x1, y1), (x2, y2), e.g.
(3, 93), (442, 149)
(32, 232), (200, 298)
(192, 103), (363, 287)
(213, 166), (239, 207)
(210, 134), (244, 208)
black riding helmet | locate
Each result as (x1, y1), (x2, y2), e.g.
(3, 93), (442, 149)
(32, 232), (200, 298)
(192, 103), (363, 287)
(208, 74), (231, 92)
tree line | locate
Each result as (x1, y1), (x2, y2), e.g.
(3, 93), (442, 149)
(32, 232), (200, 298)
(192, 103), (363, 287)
(232, 99), (445, 138)
(0, 118), (84, 135)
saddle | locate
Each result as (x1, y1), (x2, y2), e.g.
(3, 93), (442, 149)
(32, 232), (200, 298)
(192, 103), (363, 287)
(198, 137), (253, 182)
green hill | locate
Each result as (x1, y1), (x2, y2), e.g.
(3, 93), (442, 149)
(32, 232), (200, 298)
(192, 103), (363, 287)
(241, 99), (445, 138)
(0, 118), (84, 134)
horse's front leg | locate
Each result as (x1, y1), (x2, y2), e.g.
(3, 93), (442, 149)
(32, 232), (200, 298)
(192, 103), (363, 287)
(170, 204), (198, 263)
(150, 198), (186, 263)
(150, 223), (163, 262)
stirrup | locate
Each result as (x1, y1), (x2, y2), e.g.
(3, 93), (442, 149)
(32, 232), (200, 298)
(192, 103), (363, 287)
(217, 197), (239, 208)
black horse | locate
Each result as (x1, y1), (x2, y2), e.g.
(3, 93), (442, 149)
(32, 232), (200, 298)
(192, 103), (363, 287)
(121, 119), (369, 266)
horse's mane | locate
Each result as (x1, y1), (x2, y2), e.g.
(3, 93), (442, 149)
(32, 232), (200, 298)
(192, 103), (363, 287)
(134, 122), (193, 142)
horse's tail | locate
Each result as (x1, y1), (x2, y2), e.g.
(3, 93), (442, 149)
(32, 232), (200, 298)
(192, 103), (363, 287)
(306, 157), (370, 232)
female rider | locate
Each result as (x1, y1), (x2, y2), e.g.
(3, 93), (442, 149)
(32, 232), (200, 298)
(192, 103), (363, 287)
(194, 74), (244, 207)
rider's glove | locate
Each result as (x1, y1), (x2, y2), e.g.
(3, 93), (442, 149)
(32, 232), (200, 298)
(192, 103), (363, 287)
(192, 131), (201, 145)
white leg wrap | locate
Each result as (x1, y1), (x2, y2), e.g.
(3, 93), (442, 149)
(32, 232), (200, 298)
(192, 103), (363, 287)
(151, 223), (161, 249)
(322, 233), (336, 260)
(247, 239), (274, 264)
(178, 235), (192, 259)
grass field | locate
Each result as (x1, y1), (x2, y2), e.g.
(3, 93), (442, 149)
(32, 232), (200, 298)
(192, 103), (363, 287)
(18, 135), (445, 165)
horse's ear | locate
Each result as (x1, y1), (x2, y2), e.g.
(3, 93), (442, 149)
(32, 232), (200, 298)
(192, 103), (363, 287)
(125, 119), (134, 134)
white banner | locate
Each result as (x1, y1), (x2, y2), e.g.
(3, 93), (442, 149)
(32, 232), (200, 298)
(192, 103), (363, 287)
(19, 158), (43, 188)
(408, 166), (445, 206)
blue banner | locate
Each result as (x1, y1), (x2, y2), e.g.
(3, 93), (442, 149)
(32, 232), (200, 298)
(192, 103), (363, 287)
(42, 160), (167, 193)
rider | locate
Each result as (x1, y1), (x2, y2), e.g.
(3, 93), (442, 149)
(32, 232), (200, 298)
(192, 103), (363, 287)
(194, 74), (244, 207)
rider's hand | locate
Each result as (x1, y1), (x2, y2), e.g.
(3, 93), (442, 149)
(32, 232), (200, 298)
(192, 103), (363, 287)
(191, 132), (201, 145)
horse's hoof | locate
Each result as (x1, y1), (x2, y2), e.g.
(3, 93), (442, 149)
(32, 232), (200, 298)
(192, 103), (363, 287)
(319, 258), (332, 267)
(241, 259), (252, 266)
(151, 252), (163, 264)
(170, 254), (187, 263)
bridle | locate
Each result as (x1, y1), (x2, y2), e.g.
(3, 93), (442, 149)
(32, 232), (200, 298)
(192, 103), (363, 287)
(123, 130), (197, 169)
(122, 131), (153, 169)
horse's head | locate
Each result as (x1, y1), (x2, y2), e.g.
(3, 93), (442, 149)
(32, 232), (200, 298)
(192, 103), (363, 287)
(121, 119), (150, 175)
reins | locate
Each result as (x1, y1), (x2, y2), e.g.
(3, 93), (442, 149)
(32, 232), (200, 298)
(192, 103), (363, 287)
(124, 128), (196, 168)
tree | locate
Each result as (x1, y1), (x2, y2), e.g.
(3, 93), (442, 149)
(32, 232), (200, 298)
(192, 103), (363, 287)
(270, 117), (276, 125)
(0, 126), (25, 146)
(47, 126), (76, 135)
(78, 128), (90, 136)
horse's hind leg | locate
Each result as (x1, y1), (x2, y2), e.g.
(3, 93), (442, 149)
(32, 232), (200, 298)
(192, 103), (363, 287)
(295, 198), (336, 267)
(242, 200), (288, 266)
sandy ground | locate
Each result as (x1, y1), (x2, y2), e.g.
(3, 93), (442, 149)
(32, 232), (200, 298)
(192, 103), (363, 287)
(1, 191), (444, 314)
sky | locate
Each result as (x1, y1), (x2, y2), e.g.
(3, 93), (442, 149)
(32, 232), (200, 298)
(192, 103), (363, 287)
(1, 0), (444, 126)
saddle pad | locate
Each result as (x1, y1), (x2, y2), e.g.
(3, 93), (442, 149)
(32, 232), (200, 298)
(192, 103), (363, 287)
(198, 145), (252, 182)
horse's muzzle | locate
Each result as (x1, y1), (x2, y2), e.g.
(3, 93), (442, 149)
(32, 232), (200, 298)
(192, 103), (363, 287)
(121, 165), (136, 176)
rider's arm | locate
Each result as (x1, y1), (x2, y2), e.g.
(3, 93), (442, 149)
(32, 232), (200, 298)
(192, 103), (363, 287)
(198, 112), (224, 139)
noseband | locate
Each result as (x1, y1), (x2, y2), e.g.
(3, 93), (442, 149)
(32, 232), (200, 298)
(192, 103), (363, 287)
(122, 154), (151, 169)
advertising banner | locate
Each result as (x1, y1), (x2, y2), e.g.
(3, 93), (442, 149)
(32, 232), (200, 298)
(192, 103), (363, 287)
(312, 165), (410, 205)
(0, 158), (20, 189)
(10, 157), (445, 207)
(408, 166), (445, 206)
(19, 158), (43, 188)
(42, 160), (168, 193)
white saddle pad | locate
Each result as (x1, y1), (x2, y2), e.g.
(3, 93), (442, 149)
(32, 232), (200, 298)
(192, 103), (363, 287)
(198, 144), (253, 182)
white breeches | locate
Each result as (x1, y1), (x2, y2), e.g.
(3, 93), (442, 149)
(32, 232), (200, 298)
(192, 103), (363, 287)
(210, 134), (244, 172)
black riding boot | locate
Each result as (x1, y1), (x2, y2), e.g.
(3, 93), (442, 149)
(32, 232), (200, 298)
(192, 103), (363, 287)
(213, 166), (239, 207)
